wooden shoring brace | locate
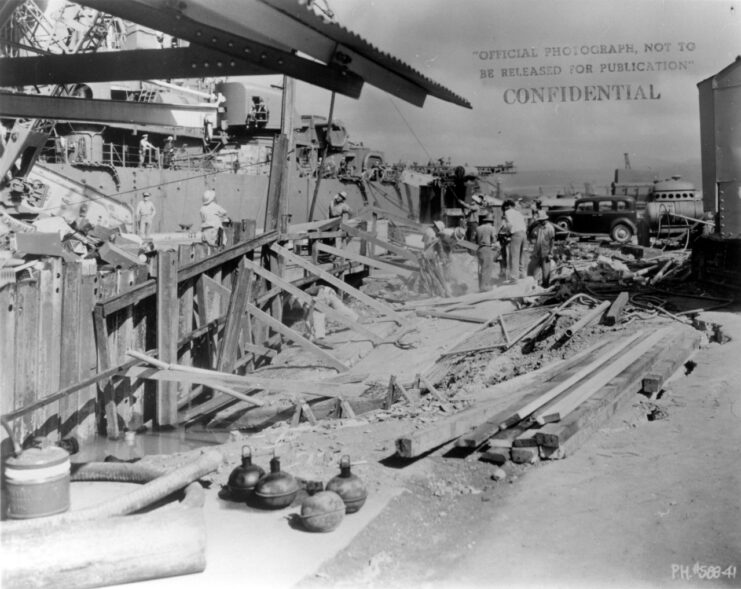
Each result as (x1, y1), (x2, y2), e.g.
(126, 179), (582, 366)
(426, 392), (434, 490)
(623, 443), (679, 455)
(337, 395), (356, 419)
(271, 243), (405, 325)
(240, 256), (382, 344)
(497, 314), (511, 347)
(416, 373), (450, 410)
(243, 301), (348, 372)
(216, 258), (252, 372)
(385, 375), (414, 409)
(291, 396), (318, 427)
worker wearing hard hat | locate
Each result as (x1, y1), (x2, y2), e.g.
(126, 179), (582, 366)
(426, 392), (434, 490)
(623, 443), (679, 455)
(200, 189), (231, 246)
(328, 190), (352, 221)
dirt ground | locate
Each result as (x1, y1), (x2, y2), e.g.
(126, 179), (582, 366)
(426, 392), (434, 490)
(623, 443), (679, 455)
(294, 308), (741, 589)
(29, 251), (739, 589)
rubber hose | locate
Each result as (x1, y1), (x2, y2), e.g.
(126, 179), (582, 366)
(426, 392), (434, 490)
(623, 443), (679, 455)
(3, 450), (221, 532)
(71, 462), (205, 508)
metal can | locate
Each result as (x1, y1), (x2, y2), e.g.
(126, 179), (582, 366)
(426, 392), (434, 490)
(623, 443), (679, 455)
(4, 446), (71, 519)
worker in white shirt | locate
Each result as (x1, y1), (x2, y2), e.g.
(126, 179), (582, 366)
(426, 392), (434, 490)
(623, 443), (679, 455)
(139, 134), (155, 167)
(200, 189), (231, 246)
(328, 191), (352, 220)
(135, 192), (156, 237)
(501, 199), (527, 283)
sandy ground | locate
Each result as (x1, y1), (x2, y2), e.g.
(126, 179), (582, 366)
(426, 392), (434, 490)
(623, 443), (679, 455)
(6, 254), (738, 589)
(297, 309), (741, 589)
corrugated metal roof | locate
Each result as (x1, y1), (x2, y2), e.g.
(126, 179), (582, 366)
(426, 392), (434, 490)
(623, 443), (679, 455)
(258, 0), (471, 109)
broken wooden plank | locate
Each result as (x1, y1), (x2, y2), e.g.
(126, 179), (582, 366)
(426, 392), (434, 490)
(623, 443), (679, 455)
(315, 242), (415, 278)
(339, 222), (418, 263)
(271, 243), (404, 324)
(533, 327), (670, 424)
(127, 351), (360, 397)
(127, 366), (265, 407)
(414, 309), (488, 323)
(604, 291), (630, 326)
(241, 257), (382, 343)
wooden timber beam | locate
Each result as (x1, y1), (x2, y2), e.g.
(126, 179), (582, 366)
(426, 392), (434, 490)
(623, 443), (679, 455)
(271, 243), (405, 324)
(156, 250), (179, 427)
(533, 327), (670, 424)
(315, 242), (415, 278)
(243, 301), (348, 372)
(216, 260), (252, 372)
(241, 257), (382, 343)
(127, 352), (363, 397)
(340, 223), (418, 263)
(98, 230), (278, 317)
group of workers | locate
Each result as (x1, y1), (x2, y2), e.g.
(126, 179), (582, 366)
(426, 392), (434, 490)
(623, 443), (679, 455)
(420, 195), (555, 293)
(138, 134), (176, 168)
(133, 188), (231, 246)
(475, 198), (555, 291)
(133, 186), (555, 292)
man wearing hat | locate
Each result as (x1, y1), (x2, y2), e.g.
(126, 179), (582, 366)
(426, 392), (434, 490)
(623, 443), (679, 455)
(136, 192), (156, 237)
(329, 190), (352, 221)
(527, 208), (556, 287)
(139, 133), (155, 167)
(501, 199), (527, 283)
(163, 135), (175, 169)
(200, 189), (231, 246)
(457, 195), (482, 242)
(475, 213), (498, 292)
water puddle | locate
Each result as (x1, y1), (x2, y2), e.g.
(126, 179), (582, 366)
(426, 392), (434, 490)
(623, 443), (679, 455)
(71, 428), (228, 463)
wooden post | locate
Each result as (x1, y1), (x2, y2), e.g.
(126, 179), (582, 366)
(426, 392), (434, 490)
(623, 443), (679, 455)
(156, 250), (179, 427)
(0, 280), (17, 432)
(14, 277), (40, 443)
(308, 90), (336, 221)
(604, 291), (630, 326)
(264, 75), (293, 233)
(216, 259), (251, 371)
(37, 259), (62, 438)
(60, 262), (82, 438)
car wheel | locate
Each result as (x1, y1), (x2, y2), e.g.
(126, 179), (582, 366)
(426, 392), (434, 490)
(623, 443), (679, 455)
(554, 217), (572, 231)
(610, 223), (633, 243)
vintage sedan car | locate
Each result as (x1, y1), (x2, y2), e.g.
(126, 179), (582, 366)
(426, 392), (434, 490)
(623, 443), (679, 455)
(570, 196), (641, 243)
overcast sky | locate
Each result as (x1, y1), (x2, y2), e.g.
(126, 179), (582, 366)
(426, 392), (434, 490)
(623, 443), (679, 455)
(294, 0), (739, 177)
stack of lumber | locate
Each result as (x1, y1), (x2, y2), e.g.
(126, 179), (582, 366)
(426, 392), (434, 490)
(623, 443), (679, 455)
(395, 322), (701, 461)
